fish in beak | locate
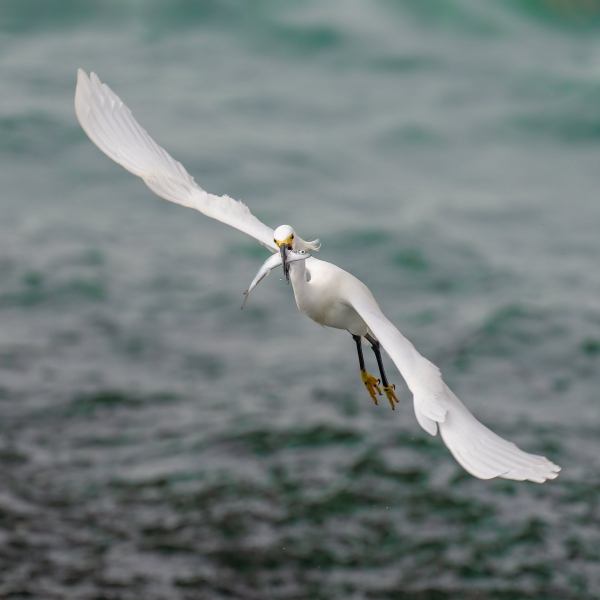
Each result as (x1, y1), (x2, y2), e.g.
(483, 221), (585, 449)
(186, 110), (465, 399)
(241, 249), (310, 308)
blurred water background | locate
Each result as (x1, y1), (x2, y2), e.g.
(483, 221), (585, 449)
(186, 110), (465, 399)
(1, 0), (600, 598)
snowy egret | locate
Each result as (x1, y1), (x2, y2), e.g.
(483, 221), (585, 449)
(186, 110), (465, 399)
(75, 70), (560, 483)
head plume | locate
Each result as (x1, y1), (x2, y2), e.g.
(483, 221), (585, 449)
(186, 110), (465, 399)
(295, 236), (321, 252)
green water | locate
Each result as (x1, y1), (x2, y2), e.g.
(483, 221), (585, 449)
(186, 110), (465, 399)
(1, 1), (599, 598)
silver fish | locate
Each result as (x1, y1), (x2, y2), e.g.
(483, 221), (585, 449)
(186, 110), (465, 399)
(241, 250), (310, 309)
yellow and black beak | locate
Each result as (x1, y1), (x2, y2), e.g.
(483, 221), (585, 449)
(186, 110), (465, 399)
(275, 235), (294, 284)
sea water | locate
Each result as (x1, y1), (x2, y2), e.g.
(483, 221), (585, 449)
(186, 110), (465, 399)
(0, 1), (599, 597)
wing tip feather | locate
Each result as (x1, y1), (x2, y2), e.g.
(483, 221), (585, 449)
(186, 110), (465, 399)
(448, 438), (562, 483)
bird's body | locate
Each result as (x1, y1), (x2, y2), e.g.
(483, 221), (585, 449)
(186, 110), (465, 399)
(290, 257), (371, 335)
(286, 249), (445, 427)
(75, 69), (561, 484)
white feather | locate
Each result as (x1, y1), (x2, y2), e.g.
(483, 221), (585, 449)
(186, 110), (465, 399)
(75, 69), (277, 252)
(348, 292), (560, 483)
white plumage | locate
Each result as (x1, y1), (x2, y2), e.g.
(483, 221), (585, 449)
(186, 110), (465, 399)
(75, 70), (277, 251)
(75, 69), (560, 484)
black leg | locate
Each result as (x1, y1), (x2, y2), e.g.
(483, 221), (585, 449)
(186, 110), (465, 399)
(351, 333), (381, 404)
(364, 334), (389, 387)
(365, 333), (399, 409)
(352, 334), (366, 371)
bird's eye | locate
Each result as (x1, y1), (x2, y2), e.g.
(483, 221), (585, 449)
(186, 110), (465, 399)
(291, 234), (294, 239)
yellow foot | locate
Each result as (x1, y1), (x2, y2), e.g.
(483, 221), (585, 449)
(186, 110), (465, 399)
(383, 384), (399, 410)
(360, 369), (382, 404)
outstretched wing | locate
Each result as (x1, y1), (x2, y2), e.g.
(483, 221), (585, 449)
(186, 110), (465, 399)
(349, 291), (560, 483)
(75, 69), (277, 252)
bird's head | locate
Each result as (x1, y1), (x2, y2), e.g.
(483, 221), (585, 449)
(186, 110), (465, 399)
(274, 224), (296, 250)
(273, 225), (320, 284)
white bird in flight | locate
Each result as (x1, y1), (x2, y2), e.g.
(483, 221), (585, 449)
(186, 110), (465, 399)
(75, 69), (560, 484)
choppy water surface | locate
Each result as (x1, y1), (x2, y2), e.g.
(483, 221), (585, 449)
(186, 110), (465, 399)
(1, 1), (600, 598)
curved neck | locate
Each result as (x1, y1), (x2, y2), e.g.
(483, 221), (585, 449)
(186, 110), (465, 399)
(289, 258), (307, 295)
